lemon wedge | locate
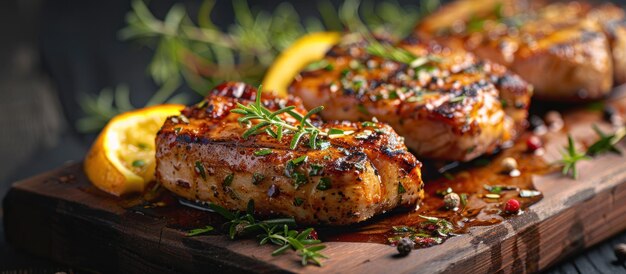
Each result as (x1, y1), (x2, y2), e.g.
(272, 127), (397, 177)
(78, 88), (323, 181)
(84, 104), (185, 196)
(262, 32), (341, 96)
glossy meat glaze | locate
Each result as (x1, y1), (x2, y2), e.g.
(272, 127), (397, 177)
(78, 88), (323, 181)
(416, 0), (626, 100)
(155, 82), (423, 225)
(289, 37), (532, 161)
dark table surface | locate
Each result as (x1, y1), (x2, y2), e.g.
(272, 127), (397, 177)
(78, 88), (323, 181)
(1, 0), (626, 273)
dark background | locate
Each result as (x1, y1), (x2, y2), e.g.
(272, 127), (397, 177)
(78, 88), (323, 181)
(0, 0), (625, 272)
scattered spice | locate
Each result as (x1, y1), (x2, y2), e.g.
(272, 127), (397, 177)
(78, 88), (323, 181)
(504, 199), (520, 214)
(500, 157), (518, 173)
(526, 135), (542, 152)
(614, 243), (626, 262)
(443, 193), (460, 210)
(485, 193), (501, 199)
(267, 184), (280, 198)
(396, 238), (414, 256)
(519, 190), (541, 198)
(545, 111), (564, 131)
(529, 115), (547, 135)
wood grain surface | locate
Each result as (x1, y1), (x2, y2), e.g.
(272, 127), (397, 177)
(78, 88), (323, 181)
(5, 91), (626, 273)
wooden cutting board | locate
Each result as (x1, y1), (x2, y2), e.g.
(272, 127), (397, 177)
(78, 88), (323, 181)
(5, 91), (626, 273)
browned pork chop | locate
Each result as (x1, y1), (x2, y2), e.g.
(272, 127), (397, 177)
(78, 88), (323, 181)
(289, 37), (532, 161)
(155, 82), (423, 225)
(417, 0), (625, 100)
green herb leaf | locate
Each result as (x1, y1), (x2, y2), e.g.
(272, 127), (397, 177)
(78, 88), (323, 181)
(316, 178), (332, 190)
(398, 183), (406, 194)
(294, 197), (304, 206)
(195, 161), (206, 180)
(186, 225), (214, 237)
(252, 173), (265, 185)
(223, 173), (234, 186)
(586, 125), (625, 156)
(559, 135), (590, 179)
(254, 148), (273, 156)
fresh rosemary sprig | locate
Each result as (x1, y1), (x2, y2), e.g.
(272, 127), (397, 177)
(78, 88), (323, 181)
(586, 125), (625, 156)
(231, 86), (338, 149)
(559, 135), (590, 179)
(202, 200), (327, 266)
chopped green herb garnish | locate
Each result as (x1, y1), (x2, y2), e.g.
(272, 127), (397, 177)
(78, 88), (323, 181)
(223, 173), (234, 186)
(293, 197), (304, 206)
(449, 95), (466, 103)
(316, 178), (332, 190)
(195, 161), (206, 180)
(398, 183), (406, 194)
(254, 148), (273, 156)
(293, 172), (308, 189)
(132, 159), (145, 167)
(186, 225), (214, 237)
(309, 164), (324, 176)
(361, 121), (378, 127)
(252, 173), (265, 185)
(174, 127), (182, 134)
(291, 155), (308, 165)
(328, 128), (354, 137)
(357, 104), (369, 115)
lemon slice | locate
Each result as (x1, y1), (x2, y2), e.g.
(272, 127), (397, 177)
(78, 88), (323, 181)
(84, 104), (185, 196)
(262, 32), (341, 96)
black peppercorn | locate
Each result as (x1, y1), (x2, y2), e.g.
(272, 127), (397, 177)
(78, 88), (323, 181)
(615, 243), (626, 262)
(396, 237), (414, 256)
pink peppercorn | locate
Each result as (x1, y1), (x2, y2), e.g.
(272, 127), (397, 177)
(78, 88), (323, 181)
(505, 199), (521, 214)
(526, 135), (543, 151)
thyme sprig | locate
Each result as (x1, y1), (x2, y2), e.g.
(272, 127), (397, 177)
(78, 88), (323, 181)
(201, 200), (327, 266)
(231, 86), (337, 149)
(559, 135), (590, 179)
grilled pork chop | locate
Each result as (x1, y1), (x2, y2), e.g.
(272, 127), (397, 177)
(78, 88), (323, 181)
(155, 82), (423, 225)
(289, 37), (532, 161)
(416, 0), (625, 100)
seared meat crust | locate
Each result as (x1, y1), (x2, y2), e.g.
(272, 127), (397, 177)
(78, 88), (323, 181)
(289, 38), (532, 161)
(156, 82), (423, 225)
(417, 0), (625, 100)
